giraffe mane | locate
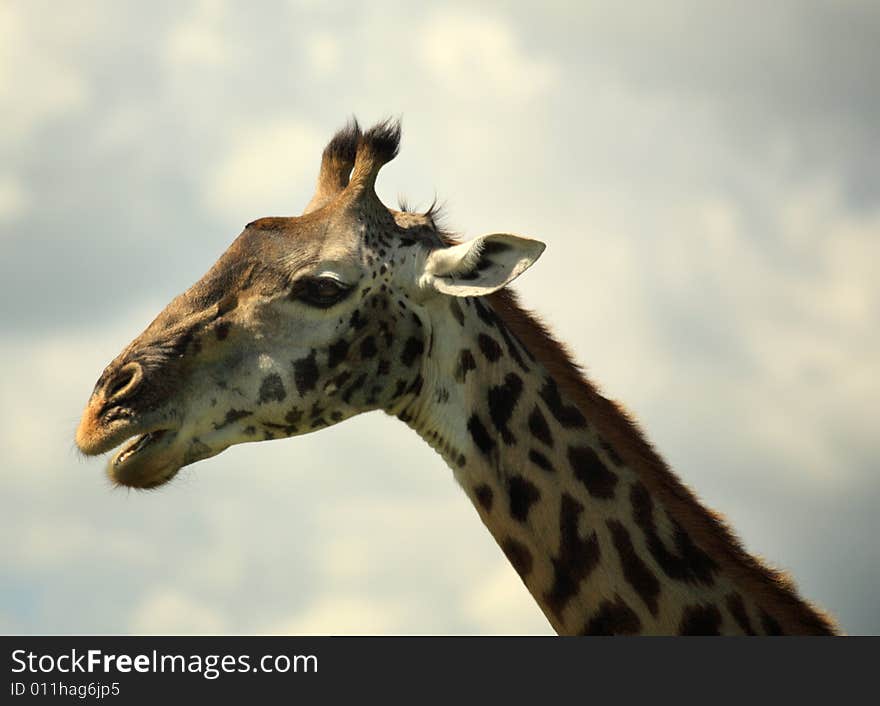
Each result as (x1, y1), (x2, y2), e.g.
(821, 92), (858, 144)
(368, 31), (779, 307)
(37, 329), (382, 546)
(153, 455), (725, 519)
(486, 286), (839, 635)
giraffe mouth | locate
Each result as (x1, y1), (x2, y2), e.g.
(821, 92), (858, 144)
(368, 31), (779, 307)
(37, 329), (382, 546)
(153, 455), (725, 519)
(108, 427), (181, 488)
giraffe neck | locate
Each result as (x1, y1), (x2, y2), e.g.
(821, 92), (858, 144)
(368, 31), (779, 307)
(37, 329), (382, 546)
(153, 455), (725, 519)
(396, 291), (835, 635)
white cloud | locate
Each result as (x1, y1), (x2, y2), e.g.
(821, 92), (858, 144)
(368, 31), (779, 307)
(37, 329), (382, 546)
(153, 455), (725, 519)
(204, 118), (324, 224)
(164, 0), (231, 69)
(0, 2), (90, 143)
(0, 174), (28, 223)
(267, 595), (408, 635)
(305, 31), (342, 76)
(130, 588), (226, 634)
(464, 564), (553, 635)
(418, 9), (558, 101)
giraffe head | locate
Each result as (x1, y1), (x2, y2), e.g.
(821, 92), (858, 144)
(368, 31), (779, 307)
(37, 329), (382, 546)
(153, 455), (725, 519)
(76, 119), (545, 488)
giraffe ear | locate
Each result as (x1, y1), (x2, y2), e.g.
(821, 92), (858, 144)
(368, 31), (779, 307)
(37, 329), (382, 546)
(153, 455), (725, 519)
(421, 234), (546, 297)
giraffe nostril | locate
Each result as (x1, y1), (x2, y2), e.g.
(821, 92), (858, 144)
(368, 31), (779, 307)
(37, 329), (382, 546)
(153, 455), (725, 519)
(105, 362), (144, 402)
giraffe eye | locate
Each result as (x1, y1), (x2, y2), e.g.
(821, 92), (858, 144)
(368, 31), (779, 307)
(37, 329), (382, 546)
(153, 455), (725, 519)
(297, 277), (351, 308)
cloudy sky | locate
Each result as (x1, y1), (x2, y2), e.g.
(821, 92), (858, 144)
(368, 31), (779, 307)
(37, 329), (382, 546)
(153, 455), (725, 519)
(1, 0), (878, 634)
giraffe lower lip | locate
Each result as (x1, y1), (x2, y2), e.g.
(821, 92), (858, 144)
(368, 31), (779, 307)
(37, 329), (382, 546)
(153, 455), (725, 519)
(114, 429), (168, 466)
(108, 427), (182, 489)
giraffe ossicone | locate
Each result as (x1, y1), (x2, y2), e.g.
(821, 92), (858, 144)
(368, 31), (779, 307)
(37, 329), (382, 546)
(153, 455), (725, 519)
(76, 118), (838, 635)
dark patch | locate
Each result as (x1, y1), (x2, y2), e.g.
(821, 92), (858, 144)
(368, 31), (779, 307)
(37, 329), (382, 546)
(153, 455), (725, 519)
(310, 417), (327, 429)
(606, 519), (661, 616)
(568, 445), (618, 499)
(760, 610), (785, 636)
(215, 321), (231, 340)
(258, 374), (286, 404)
(243, 425), (256, 436)
(539, 378), (587, 428)
(544, 493), (601, 620)
(411, 312), (422, 327)
(454, 349), (477, 383)
(366, 385), (382, 405)
(477, 333), (502, 362)
(284, 407), (303, 425)
(401, 337), (424, 367)
(501, 538), (533, 579)
(508, 475), (541, 523)
(449, 298), (465, 326)
(349, 309), (366, 330)
(529, 449), (555, 473)
(293, 350), (319, 396)
(391, 379), (408, 399)
(599, 438), (624, 466)
(679, 604), (722, 635)
(726, 593), (756, 635)
(263, 421), (298, 436)
(473, 298), (496, 327)
(487, 373), (523, 445)
(457, 454), (467, 467)
(327, 339), (349, 368)
(342, 373), (367, 404)
(360, 118), (401, 166)
(467, 414), (496, 456)
(496, 323), (529, 373)
(213, 408), (252, 430)
(407, 374), (423, 396)
(474, 484), (493, 512)
(377, 359), (391, 376)
(360, 336), (378, 359)
(528, 405), (553, 447)
(630, 483), (719, 586)
(583, 595), (642, 635)
(481, 240), (512, 256)
(322, 118), (360, 166)
(332, 370), (352, 389)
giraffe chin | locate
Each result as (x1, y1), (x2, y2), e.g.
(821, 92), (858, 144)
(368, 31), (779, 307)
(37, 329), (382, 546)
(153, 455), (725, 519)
(106, 429), (182, 489)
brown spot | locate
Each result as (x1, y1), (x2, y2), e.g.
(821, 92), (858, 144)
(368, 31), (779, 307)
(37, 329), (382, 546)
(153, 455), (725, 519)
(583, 595), (642, 635)
(539, 377), (586, 428)
(528, 449), (555, 473)
(474, 484), (493, 512)
(258, 374), (286, 404)
(213, 408), (252, 430)
(599, 438), (624, 466)
(508, 475), (541, 523)
(606, 518), (661, 616)
(726, 593), (756, 635)
(528, 405), (553, 447)
(477, 333), (502, 362)
(679, 604), (722, 635)
(454, 349), (476, 383)
(760, 609), (785, 635)
(568, 445), (618, 499)
(630, 482), (718, 586)
(488, 373), (523, 445)
(401, 337), (424, 367)
(293, 350), (319, 396)
(327, 338), (349, 368)
(502, 538), (533, 579)
(215, 321), (231, 340)
(544, 493), (601, 620)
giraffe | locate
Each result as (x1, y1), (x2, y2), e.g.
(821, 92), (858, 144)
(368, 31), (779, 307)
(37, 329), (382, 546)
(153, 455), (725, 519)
(75, 119), (837, 635)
